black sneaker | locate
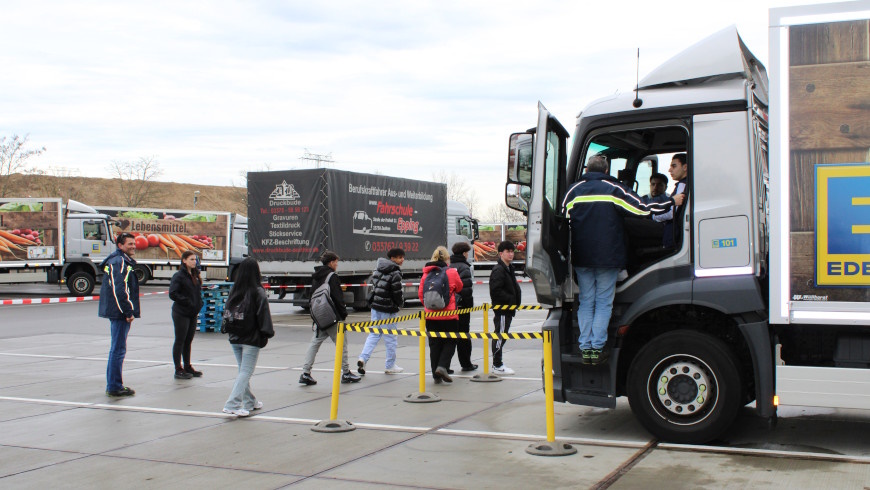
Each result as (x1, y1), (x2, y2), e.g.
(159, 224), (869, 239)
(299, 373), (317, 385)
(446, 368), (455, 375)
(461, 364), (479, 372)
(590, 349), (610, 366)
(357, 359), (366, 375)
(581, 349), (593, 365)
(175, 370), (193, 380)
(106, 387), (135, 397)
(184, 366), (203, 377)
(341, 371), (361, 383)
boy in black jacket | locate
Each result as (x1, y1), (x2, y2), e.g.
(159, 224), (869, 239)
(299, 251), (361, 385)
(489, 241), (522, 375)
(356, 247), (405, 375)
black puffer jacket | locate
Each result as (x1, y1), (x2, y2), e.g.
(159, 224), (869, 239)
(449, 254), (473, 308)
(227, 287), (275, 348)
(311, 265), (348, 320)
(369, 257), (403, 313)
(169, 269), (204, 317)
(489, 260), (522, 317)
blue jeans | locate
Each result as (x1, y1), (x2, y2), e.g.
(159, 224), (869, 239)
(224, 343), (260, 411)
(575, 267), (619, 350)
(106, 318), (131, 392)
(358, 310), (399, 368)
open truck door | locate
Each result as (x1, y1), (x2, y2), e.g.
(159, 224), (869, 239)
(506, 102), (570, 306)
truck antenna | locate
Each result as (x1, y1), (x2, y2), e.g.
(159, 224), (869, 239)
(632, 48), (643, 108)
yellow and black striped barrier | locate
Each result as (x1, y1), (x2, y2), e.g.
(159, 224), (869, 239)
(490, 304), (544, 311)
(342, 323), (542, 340)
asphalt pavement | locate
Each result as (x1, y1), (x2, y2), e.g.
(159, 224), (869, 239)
(2, 281), (870, 488)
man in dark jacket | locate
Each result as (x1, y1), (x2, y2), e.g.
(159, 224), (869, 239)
(489, 241), (522, 375)
(299, 251), (361, 385)
(356, 248), (405, 375)
(98, 233), (140, 397)
(561, 155), (682, 365)
(449, 242), (477, 372)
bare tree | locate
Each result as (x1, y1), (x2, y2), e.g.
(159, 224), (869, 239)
(0, 134), (46, 197)
(483, 202), (526, 223)
(108, 156), (164, 207)
(232, 163), (273, 211)
(431, 170), (480, 216)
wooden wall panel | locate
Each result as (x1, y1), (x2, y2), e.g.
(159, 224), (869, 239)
(789, 20), (869, 66)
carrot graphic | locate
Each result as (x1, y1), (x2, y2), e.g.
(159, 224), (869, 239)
(0, 230), (36, 246)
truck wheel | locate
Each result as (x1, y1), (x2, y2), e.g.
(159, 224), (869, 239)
(626, 330), (742, 444)
(67, 272), (96, 297)
(133, 265), (151, 285)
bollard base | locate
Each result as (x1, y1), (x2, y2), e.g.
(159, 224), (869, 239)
(525, 440), (577, 457)
(404, 391), (441, 403)
(311, 419), (356, 433)
(470, 373), (503, 383)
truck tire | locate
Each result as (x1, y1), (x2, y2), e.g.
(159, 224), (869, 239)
(626, 330), (742, 444)
(67, 271), (96, 297)
(133, 265), (151, 285)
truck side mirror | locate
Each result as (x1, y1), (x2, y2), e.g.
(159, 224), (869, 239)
(508, 133), (533, 185)
(506, 183), (530, 213)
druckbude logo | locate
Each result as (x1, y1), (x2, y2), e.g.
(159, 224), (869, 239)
(269, 180), (302, 206)
(815, 164), (870, 287)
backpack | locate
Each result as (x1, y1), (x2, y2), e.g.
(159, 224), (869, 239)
(221, 296), (255, 335)
(310, 272), (339, 330)
(422, 266), (450, 310)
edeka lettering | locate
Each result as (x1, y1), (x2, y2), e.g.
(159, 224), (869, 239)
(827, 262), (870, 276)
(396, 217), (419, 234)
(376, 201), (414, 217)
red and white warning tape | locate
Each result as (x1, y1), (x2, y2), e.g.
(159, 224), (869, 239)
(0, 290), (169, 306)
(261, 278), (533, 290)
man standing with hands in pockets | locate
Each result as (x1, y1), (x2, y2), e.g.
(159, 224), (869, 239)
(98, 232), (141, 397)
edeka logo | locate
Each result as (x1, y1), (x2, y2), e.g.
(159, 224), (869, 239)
(816, 164), (870, 287)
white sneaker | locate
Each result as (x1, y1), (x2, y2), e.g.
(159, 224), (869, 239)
(491, 365), (515, 375)
(251, 401), (264, 410)
(222, 407), (250, 417)
(385, 365), (404, 374)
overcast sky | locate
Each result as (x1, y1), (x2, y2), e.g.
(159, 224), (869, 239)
(0, 0), (833, 214)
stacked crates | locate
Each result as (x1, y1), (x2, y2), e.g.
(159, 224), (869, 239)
(198, 282), (232, 332)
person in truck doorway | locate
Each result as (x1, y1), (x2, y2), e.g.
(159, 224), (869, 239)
(299, 251), (362, 386)
(562, 154), (680, 365)
(652, 153), (689, 248)
(489, 240), (522, 375)
(356, 247), (406, 375)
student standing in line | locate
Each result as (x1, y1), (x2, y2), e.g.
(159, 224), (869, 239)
(169, 251), (204, 380)
(489, 241), (522, 375)
(222, 258), (274, 417)
(418, 246), (463, 384)
(449, 242), (477, 373)
(299, 251), (362, 386)
(357, 247), (406, 375)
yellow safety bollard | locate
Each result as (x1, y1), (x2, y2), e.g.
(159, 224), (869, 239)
(472, 303), (500, 382)
(405, 311), (440, 403)
(526, 329), (575, 455)
(312, 323), (355, 432)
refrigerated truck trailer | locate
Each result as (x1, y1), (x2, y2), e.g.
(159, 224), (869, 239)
(248, 168), (478, 308)
(0, 198), (116, 296)
(504, 2), (870, 443)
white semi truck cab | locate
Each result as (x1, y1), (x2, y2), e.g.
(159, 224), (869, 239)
(505, 3), (870, 444)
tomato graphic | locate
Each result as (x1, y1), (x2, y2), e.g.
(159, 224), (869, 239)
(147, 234), (160, 247)
(134, 236), (149, 250)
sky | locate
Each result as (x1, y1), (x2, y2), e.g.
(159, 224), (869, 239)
(0, 0), (836, 215)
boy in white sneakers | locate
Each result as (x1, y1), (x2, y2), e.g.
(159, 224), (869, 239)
(357, 248), (405, 375)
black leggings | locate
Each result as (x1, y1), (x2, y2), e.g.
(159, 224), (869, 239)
(172, 311), (198, 370)
(427, 319), (457, 374)
(454, 313), (473, 369)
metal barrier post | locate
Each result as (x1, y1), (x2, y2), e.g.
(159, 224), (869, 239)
(312, 323), (355, 432)
(472, 303), (500, 382)
(526, 329), (575, 455)
(405, 311), (440, 403)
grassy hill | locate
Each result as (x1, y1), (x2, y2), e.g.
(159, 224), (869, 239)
(7, 173), (247, 215)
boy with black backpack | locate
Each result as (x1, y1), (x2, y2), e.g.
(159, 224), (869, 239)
(299, 251), (361, 385)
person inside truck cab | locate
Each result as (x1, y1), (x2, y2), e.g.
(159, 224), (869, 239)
(652, 153), (688, 248)
(642, 173), (669, 204)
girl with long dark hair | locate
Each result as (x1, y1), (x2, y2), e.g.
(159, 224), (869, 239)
(222, 257), (274, 417)
(169, 250), (204, 379)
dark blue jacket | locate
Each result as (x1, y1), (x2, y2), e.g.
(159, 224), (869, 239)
(562, 172), (673, 269)
(98, 250), (140, 320)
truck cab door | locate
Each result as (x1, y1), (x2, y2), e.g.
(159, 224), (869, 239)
(525, 102), (570, 305)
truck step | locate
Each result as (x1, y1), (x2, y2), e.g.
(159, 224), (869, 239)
(564, 389), (616, 409)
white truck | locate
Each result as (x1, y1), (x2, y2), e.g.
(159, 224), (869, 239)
(0, 198), (116, 296)
(505, 2), (870, 443)
(248, 169), (478, 308)
(93, 206), (249, 284)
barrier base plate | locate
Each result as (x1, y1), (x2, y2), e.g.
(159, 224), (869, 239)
(470, 373), (503, 383)
(404, 391), (441, 403)
(311, 419), (356, 433)
(525, 441), (577, 457)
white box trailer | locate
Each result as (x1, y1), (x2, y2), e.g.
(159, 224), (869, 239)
(505, 1), (870, 443)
